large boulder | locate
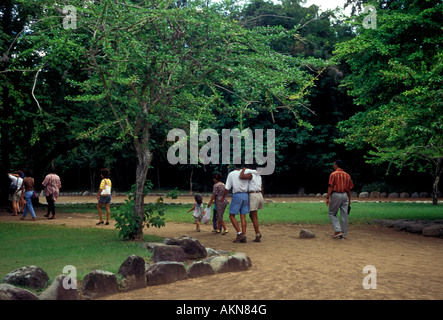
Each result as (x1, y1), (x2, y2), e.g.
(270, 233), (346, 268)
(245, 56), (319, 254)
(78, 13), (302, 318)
(187, 261), (215, 278)
(393, 220), (410, 231)
(118, 255), (147, 292)
(39, 274), (79, 300)
(146, 262), (188, 286)
(0, 283), (38, 300)
(400, 192), (409, 198)
(152, 245), (186, 263)
(81, 270), (118, 300)
(165, 236), (207, 259)
(422, 225), (443, 238)
(208, 253), (252, 274)
(2, 266), (49, 290)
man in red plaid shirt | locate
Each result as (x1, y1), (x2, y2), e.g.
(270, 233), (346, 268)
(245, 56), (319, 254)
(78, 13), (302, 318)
(326, 160), (354, 239)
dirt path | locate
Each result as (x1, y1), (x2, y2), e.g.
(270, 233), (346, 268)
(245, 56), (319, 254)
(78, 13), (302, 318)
(1, 196), (442, 300)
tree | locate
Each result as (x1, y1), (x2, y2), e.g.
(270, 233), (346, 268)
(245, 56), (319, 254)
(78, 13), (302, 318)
(19, 0), (326, 239)
(334, 0), (442, 204)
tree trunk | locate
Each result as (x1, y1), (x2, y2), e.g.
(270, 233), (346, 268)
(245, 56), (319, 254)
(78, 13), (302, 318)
(432, 157), (442, 206)
(189, 165), (194, 194)
(132, 138), (153, 240)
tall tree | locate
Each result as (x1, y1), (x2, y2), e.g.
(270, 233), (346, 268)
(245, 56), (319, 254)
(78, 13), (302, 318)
(20, 0), (326, 239)
(334, 0), (442, 204)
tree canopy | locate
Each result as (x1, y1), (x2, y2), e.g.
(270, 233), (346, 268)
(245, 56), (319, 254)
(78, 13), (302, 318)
(1, 0), (441, 239)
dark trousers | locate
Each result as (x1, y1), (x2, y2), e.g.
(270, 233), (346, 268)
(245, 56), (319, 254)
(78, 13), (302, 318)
(46, 195), (55, 216)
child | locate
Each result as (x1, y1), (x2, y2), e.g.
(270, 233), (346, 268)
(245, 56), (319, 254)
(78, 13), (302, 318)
(187, 194), (204, 232)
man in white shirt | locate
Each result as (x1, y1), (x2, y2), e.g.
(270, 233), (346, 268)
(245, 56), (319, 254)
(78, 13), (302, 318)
(240, 167), (264, 242)
(222, 164), (249, 243)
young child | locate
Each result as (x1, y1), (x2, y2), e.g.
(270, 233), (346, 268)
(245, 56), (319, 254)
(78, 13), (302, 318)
(187, 194), (204, 232)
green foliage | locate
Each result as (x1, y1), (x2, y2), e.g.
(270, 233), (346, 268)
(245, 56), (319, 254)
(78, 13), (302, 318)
(333, 0), (443, 201)
(113, 180), (180, 240)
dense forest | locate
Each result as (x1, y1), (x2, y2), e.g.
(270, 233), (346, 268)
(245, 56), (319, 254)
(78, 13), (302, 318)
(1, 0), (441, 201)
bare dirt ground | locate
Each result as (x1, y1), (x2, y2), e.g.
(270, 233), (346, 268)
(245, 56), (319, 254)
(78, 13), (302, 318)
(1, 195), (442, 300)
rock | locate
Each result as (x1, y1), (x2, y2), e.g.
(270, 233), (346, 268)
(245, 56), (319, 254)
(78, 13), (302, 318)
(406, 223), (432, 234)
(393, 220), (410, 231)
(297, 187), (305, 197)
(208, 252), (252, 274)
(359, 192), (369, 198)
(165, 235), (207, 260)
(140, 242), (166, 251)
(118, 255), (147, 292)
(388, 192), (399, 198)
(299, 229), (315, 239)
(422, 225), (443, 238)
(380, 220), (396, 227)
(146, 262), (188, 286)
(370, 191), (380, 198)
(411, 192), (419, 198)
(400, 192), (410, 198)
(420, 192), (429, 198)
(379, 192), (388, 198)
(82, 191), (90, 196)
(81, 270), (118, 300)
(2, 266), (49, 290)
(39, 274), (79, 300)
(0, 283), (38, 300)
(187, 261), (215, 278)
(351, 191), (358, 198)
(152, 245), (186, 263)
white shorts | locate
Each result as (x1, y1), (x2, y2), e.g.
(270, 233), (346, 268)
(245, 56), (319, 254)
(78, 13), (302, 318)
(249, 192), (264, 211)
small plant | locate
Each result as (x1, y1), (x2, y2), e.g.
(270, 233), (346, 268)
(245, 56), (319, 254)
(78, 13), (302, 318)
(113, 181), (179, 240)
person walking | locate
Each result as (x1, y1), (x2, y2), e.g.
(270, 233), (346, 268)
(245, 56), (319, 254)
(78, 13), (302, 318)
(240, 166), (264, 242)
(42, 167), (62, 219)
(207, 173), (228, 235)
(96, 168), (112, 225)
(221, 164), (249, 243)
(20, 170), (37, 221)
(7, 172), (23, 216)
(326, 160), (354, 239)
(187, 194), (204, 232)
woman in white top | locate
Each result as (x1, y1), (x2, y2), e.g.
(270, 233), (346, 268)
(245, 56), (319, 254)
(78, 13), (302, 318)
(240, 167), (264, 242)
(7, 172), (23, 216)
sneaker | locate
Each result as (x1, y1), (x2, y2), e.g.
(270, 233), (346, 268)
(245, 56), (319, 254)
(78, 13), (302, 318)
(332, 231), (343, 239)
(233, 233), (246, 243)
(221, 230), (229, 235)
(253, 233), (262, 242)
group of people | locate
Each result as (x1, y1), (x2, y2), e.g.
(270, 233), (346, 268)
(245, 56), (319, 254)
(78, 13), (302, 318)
(7, 167), (112, 225)
(8, 160), (353, 240)
(188, 159), (354, 242)
(7, 167), (62, 220)
(188, 163), (265, 243)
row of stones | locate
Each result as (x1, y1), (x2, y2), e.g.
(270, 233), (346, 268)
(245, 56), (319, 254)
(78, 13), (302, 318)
(0, 236), (252, 300)
(372, 219), (443, 238)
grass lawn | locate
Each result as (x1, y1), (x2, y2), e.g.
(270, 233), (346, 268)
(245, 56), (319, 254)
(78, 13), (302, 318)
(1, 201), (441, 288)
(0, 222), (162, 286)
(155, 201), (443, 225)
